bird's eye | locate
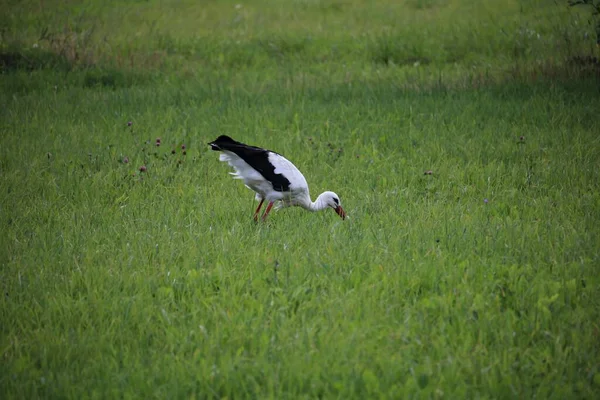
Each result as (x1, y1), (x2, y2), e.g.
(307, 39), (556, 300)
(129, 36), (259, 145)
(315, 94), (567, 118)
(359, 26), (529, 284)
(333, 198), (339, 205)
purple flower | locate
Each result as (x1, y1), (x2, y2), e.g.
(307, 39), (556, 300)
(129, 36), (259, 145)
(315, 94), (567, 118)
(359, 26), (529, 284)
(123, 157), (129, 164)
(127, 121), (133, 127)
(139, 165), (147, 172)
(484, 198), (489, 204)
(181, 144), (186, 150)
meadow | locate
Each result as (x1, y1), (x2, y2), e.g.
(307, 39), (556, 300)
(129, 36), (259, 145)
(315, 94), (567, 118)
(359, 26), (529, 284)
(1, 0), (600, 398)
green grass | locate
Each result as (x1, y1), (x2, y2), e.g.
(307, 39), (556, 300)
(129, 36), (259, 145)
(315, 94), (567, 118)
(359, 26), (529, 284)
(1, 0), (600, 398)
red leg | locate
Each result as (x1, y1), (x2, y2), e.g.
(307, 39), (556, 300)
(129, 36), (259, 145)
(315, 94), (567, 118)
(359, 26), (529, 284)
(262, 201), (274, 221)
(253, 199), (265, 222)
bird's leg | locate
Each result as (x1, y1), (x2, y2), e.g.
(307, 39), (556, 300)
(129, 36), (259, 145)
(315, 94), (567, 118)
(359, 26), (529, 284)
(253, 198), (265, 222)
(262, 201), (274, 221)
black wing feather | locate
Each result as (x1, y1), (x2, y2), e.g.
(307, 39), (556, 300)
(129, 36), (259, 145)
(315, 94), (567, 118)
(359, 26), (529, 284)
(208, 135), (291, 192)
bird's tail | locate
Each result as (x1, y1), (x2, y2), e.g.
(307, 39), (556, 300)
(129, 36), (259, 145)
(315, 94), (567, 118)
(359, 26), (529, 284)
(208, 135), (239, 151)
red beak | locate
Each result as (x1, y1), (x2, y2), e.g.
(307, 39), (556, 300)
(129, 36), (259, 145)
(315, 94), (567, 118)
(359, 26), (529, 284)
(335, 206), (346, 220)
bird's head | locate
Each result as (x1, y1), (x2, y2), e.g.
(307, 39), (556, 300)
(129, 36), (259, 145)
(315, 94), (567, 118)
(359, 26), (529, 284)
(322, 191), (346, 220)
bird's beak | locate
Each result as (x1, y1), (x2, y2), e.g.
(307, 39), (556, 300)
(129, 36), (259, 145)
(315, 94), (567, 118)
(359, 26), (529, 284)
(335, 206), (346, 220)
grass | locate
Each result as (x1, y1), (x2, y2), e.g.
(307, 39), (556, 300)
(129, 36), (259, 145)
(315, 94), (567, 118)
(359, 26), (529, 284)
(1, 0), (600, 398)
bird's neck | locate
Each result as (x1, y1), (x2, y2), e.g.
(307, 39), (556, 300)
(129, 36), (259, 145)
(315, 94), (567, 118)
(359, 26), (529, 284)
(306, 193), (330, 212)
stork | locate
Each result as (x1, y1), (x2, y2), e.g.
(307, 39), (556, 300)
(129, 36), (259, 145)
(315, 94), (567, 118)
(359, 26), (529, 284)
(208, 135), (346, 221)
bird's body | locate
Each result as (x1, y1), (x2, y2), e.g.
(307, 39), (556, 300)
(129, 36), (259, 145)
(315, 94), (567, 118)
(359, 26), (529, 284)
(208, 135), (345, 221)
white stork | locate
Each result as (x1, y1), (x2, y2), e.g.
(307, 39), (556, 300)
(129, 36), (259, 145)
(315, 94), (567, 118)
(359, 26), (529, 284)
(208, 135), (346, 221)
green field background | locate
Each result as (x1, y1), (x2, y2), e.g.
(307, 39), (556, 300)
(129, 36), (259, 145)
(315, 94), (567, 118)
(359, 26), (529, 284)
(1, 0), (599, 398)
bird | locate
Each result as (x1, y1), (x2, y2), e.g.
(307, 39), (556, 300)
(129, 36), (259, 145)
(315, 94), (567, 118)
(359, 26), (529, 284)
(208, 135), (346, 222)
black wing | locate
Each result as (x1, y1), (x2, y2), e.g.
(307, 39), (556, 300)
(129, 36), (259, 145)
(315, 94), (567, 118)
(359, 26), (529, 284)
(208, 135), (291, 192)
